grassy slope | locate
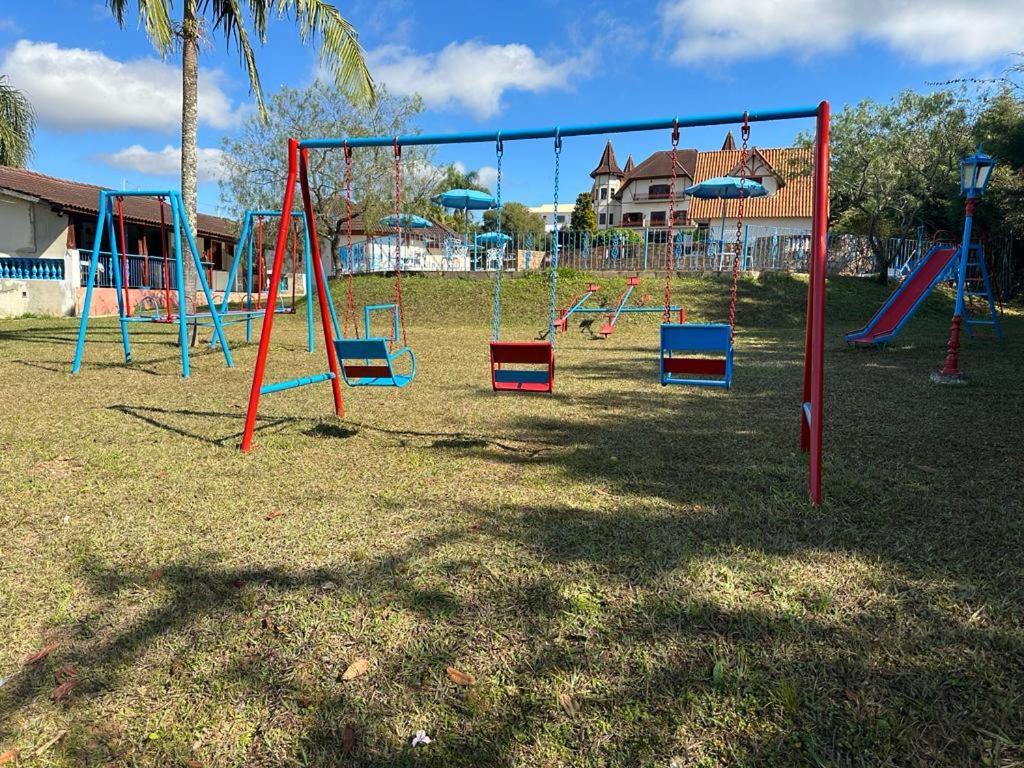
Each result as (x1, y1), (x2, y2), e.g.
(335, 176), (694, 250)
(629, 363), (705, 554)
(0, 273), (1021, 767)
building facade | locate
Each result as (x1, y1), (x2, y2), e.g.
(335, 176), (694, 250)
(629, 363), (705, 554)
(0, 167), (239, 318)
(590, 133), (812, 237)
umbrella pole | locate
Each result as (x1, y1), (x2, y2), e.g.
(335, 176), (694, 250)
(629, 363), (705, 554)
(719, 199), (727, 272)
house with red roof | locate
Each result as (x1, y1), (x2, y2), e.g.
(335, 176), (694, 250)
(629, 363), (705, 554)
(589, 133), (812, 237)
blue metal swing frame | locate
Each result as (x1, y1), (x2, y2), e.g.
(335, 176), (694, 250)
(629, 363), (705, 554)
(333, 303), (417, 387)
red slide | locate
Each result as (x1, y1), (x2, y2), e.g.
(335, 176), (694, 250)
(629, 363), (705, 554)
(845, 245), (959, 346)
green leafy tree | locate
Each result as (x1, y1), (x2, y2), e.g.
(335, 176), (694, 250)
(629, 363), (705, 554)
(798, 90), (973, 284)
(106, 0), (374, 287)
(0, 76), (34, 167)
(592, 227), (642, 245)
(482, 201), (545, 243)
(221, 82), (435, 273)
(570, 192), (596, 232)
(974, 87), (1024, 239)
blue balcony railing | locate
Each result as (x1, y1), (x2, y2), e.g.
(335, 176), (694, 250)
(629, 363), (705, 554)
(0, 257), (65, 281)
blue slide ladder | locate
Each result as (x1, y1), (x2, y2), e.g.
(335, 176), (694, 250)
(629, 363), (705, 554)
(333, 303), (416, 387)
(962, 244), (1003, 341)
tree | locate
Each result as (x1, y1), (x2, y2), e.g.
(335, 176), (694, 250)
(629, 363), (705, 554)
(0, 76), (35, 167)
(798, 90), (973, 284)
(106, 0), (374, 288)
(482, 201), (545, 243)
(570, 192), (596, 232)
(221, 82), (437, 273)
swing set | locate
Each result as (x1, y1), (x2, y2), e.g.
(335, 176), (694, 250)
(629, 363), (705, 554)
(72, 190), (233, 378)
(240, 102), (830, 504)
(212, 209), (326, 354)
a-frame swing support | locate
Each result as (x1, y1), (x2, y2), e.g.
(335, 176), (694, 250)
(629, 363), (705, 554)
(240, 104), (829, 506)
(72, 190), (234, 378)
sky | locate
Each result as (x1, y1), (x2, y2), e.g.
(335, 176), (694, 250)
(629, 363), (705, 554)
(3, 0), (1023, 218)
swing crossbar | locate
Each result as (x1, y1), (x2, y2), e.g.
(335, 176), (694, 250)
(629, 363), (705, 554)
(299, 107), (820, 149)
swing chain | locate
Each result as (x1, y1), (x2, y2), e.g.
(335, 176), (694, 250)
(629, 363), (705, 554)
(492, 134), (504, 342)
(343, 141), (358, 338)
(549, 130), (561, 345)
(664, 119), (679, 322)
(392, 137), (408, 349)
(730, 112), (750, 345)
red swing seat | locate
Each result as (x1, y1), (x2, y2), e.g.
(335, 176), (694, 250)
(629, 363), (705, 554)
(489, 341), (554, 393)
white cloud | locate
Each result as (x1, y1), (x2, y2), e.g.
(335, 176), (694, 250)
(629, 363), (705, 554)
(660, 0), (1024, 65)
(2, 40), (242, 132)
(99, 145), (227, 183)
(367, 41), (584, 119)
(476, 165), (499, 192)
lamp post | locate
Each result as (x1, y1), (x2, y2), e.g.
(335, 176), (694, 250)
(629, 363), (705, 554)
(934, 146), (996, 383)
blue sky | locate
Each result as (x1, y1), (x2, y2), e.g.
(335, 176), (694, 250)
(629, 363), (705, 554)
(2, 0), (1022, 217)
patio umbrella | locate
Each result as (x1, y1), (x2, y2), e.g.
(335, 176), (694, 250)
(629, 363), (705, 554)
(684, 177), (767, 267)
(431, 188), (496, 211)
(432, 188), (498, 269)
(379, 213), (433, 229)
(475, 231), (512, 244)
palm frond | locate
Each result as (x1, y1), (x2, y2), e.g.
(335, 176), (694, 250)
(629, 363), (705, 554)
(106, 0), (175, 55)
(0, 76), (36, 167)
(209, 0), (268, 117)
(274, 0), (375, 105)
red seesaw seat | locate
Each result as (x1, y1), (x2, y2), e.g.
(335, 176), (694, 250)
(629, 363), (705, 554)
(489, 341), (554, 393)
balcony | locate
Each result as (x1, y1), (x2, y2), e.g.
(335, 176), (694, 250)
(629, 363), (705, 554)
(630, 191), (687, 202)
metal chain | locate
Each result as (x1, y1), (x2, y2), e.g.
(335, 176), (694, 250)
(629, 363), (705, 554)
(730, 114), (750, 346)
(491, 134), (504, 342)
(550, 131), (561, 346)
(664, 120), (679, 322)
(343, 143), (358, 338)
(393, 138), (407, 349)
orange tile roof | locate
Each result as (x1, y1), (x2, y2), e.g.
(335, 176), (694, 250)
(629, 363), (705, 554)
(687, 147), (812, 221)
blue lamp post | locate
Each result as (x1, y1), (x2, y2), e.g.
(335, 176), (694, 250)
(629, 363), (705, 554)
(938, 146), (996, 380)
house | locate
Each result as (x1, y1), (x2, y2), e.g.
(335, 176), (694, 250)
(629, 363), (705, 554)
(590, 133), (812, 237)
(527, 203), (566, 233)
(0, 166), (239, 317)
(335, 204), (459, 272)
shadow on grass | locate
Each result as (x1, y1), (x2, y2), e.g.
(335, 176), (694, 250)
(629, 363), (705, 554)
(3, 497), (1020, 765)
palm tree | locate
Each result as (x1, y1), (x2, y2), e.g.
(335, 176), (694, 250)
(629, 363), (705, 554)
(106, 0), (375, 288)
(0, 75), (35, 167)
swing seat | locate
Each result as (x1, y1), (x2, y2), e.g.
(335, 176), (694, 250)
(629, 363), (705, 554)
(660, 323), (733, 388)
(334, 338), (416, 388)
(490, 341), (554, 393)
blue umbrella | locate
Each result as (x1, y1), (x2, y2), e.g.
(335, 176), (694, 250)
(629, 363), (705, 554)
(379, 213), (432, 229)
(475, 231), (512, 244)
(431, 188), (496, 210)
(684, 176), (768, 266)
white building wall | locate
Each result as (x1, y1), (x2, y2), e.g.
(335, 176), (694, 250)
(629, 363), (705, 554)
(0, 194), (77, 317)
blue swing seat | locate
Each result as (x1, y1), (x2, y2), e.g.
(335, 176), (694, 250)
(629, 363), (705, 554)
(660, 322), (733, 388)
(334, 337), (416, 387)
(332, 303), (416, 388)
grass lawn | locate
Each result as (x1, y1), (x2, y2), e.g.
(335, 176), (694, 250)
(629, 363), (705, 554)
(1, 272), (1022, 767)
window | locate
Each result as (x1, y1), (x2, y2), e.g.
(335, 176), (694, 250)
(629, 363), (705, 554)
(648, 184), (670, 199)
(556, 215), (565, 224)
(672, 210), (688, 226)
(622, 212), (643, 227)
(600, 187), (608, 200)
(650, 211), (667, 226)
(599, 213), (606, 225)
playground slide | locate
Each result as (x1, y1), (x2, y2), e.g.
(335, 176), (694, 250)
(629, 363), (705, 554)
(845, 245), (959, 347)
